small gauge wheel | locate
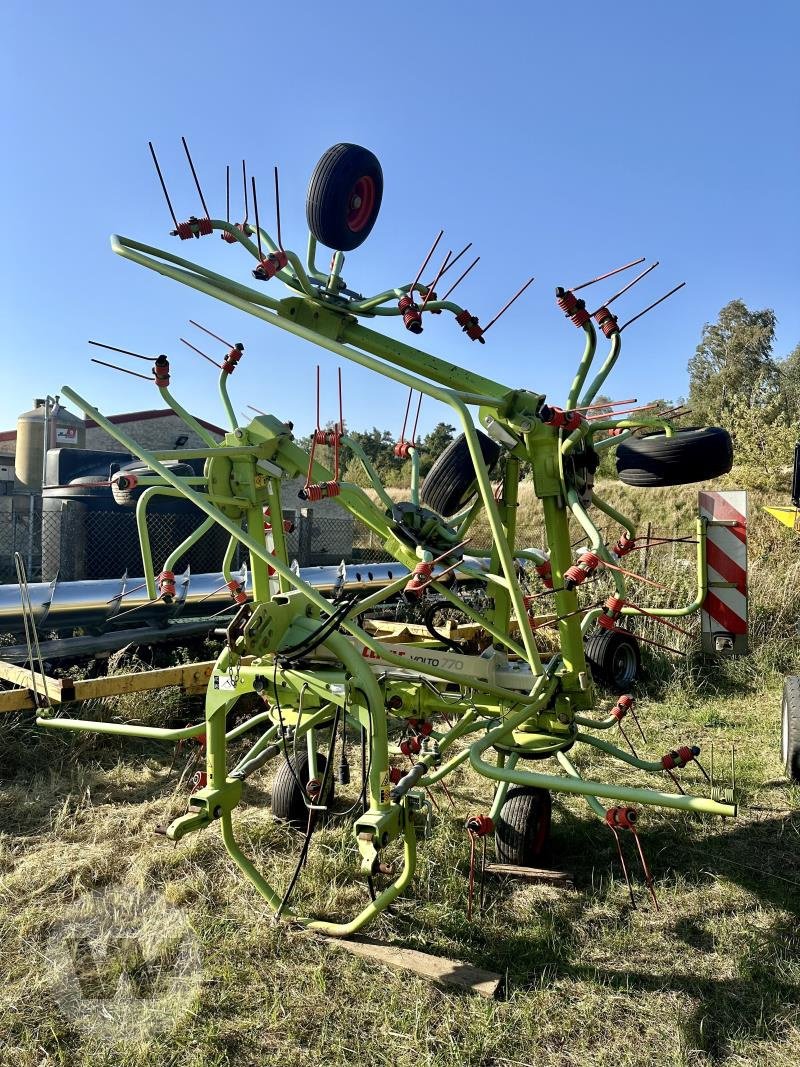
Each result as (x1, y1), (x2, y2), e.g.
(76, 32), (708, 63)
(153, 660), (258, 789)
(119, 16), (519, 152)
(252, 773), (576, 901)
(306, 144), (383, 252)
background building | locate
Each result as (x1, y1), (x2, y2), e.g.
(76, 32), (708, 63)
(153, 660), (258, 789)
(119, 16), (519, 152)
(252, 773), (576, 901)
(0, 399), (354, 582)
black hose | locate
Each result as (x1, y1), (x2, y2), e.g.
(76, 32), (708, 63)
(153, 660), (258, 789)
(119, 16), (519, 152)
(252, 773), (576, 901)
(423, 599), (467, 653)
(276, 595), (359, 663)
(276, 702), (341, 916)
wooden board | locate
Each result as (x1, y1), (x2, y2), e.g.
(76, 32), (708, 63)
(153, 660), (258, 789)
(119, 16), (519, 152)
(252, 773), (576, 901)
(0, 687), (36, 713)
(65, 662), (214, 701)
(485, 863), (574, 888)
(316, 934), (501, 998)
(0, 662), (63, 703)
(0, 659), (216, 715)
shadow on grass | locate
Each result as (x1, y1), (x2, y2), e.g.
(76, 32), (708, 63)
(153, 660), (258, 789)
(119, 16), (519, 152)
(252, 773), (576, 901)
(418, 808), (800, 1062)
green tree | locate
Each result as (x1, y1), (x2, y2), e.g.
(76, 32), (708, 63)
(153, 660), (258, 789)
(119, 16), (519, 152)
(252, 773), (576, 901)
(688, 300), (779, 425)
(778, 342), (800, 425)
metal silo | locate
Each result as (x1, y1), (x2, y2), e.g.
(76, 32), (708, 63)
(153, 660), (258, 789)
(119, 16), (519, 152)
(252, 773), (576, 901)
(15, 396), (85, 493)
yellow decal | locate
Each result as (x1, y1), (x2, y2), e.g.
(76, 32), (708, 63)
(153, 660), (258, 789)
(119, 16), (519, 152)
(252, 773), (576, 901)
(763, 506), (800, 530)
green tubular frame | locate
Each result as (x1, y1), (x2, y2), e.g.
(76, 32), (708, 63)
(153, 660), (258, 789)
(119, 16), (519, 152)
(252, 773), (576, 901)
(41, 204), (737, 931)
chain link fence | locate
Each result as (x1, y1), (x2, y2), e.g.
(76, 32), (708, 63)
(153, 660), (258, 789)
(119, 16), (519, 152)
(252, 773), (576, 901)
(0, 498), (372, 582)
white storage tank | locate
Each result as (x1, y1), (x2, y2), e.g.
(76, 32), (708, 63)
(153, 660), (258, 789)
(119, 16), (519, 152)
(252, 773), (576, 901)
(15, 397), (85, 493)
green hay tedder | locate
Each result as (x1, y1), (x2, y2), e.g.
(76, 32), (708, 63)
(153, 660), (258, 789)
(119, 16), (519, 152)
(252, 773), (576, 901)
(35, 141), (743, 932)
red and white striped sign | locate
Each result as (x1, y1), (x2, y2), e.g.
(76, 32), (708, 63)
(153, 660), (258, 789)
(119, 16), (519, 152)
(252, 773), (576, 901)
(699, 490), (748, 652)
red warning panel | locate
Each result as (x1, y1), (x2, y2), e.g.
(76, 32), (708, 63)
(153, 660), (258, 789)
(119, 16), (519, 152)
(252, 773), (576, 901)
(699, 491), (748, 653)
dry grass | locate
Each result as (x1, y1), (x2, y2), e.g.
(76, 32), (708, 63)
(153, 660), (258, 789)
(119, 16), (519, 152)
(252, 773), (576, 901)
(1, 472), (799, 1067)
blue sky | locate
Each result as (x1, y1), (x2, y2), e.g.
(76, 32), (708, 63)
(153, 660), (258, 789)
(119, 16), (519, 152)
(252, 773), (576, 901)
(1, 2), (797, 438)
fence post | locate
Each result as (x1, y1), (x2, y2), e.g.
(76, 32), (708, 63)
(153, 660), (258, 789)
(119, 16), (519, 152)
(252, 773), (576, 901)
(297, 508), (313, 566)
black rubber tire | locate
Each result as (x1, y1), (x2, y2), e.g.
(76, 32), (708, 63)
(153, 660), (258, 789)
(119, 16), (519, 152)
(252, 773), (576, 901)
(584, 629), (641, 691)
(111, 460), (195, 506)
(495, 787), (552, 865)
(271, 750), (333, 829)
(781, 676), (800, 782)
(420, 431), (501, 516)
(306, 143), (383, 252)
(615, 426), (733, 487)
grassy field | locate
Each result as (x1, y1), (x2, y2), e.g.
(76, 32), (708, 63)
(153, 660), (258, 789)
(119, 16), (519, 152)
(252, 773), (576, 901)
(1, 477), (799, 1067)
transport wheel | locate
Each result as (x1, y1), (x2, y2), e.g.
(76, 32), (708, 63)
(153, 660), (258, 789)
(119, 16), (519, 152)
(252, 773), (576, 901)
(419, 431), (501, 516)
(271, 750), (333, 829)
(111, 460), (195, 506)
(615, 426), (733, 487)
(781, 676), (800, 782)
(584, 629), (641, 691)
(495, 786), (552, 865)
(306, 143), (383, 252)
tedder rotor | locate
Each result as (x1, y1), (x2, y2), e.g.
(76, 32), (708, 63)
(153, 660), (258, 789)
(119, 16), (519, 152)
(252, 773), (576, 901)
(37, 141), (739, 932)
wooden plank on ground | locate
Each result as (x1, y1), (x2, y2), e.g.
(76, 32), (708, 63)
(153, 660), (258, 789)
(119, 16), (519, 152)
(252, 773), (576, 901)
(316, 934), (501, 998)
(485, 863), (574, 887)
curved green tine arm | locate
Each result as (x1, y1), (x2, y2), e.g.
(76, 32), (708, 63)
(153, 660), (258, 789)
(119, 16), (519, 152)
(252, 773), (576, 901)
(135, 485), (160, 599)
(573, 712), (619, 730)
(134, 486), (213, 599)
(593, 428), (633, 450)
(570, 503), (707, 619)
(348, 281), (431, 314)
(180, 219), (300, 290)
(215, 219), (313, 295)
(159, 384), (218, 447)
(556, 750), (607, 820)
(590, 492), (636, 540)
(562, 416), (675, 458)
(342, 435), (396, 511)
(165, 514), (216, 572)
(574, 731), (666, 773)
(306, 233), (327, 282)
(469, 713), (736, 817)
(566, 322), (597, 410)
(621, 517), (707, 618)
(584, 416), (675, 438)
(221, 534), (239, 587)
(284, 250), (315, 296)
(578, 332), (622, 408)
(218, 369), (238, 431)
(409, 448), (420, 507)
(567, 488), (626, 598)
(37, 716), (207, 740)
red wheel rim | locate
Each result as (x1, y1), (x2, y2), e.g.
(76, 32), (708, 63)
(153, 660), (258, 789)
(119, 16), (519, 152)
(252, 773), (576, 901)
(346, 176), (375, 232)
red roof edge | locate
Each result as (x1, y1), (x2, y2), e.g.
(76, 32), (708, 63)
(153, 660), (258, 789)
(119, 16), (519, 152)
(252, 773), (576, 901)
(0, 408), (225, 442)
